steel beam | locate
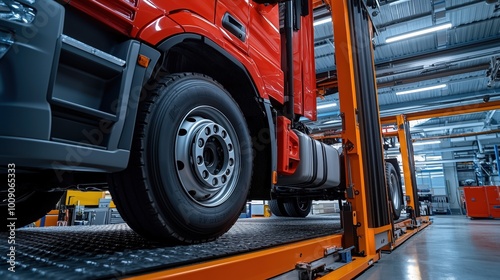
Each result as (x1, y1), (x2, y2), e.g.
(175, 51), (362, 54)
(414, 129), (500, 142)
(377, 64), (489, 89)
(380, 92), (500, 118)
(381, 100), (500, 124)
(376, 37), (500, 72)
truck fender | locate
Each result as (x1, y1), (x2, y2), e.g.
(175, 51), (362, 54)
(137, 11), (270, 101)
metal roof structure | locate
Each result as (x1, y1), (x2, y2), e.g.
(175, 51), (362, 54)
(308, 0), (500, 165)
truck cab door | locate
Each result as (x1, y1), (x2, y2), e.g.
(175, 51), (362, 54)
(216, 0), (250, 54)
(248, 2), (283, 103)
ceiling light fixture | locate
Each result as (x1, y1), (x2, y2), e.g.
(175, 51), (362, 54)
(313, 17), (332, 27)
(413, 140), (441, 146)
(317, 103), (337, 109)
(385, 23), (452, 43)
(396, 84), (446, 95)
(389, 0), (411, 6)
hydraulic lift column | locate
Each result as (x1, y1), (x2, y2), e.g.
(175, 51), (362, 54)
(331, 0), (392, 257)
(396, 115), (420, 218)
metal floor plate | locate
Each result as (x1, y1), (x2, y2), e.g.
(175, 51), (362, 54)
(0, 215), (342, 280)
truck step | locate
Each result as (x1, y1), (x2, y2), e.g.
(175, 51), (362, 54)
(49, 37), (140, 148)
(61, 35), (126, 67)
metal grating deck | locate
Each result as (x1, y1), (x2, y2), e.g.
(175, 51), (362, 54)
(0, 215), (342, 279)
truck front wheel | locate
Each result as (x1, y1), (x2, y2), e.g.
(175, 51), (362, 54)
(110, 73), (252, 243)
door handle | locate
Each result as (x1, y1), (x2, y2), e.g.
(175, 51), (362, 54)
(222, 13), (246, 42)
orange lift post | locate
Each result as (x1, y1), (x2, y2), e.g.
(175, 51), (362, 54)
(322, 0), (393, 276)
(381, 115), (431, 251)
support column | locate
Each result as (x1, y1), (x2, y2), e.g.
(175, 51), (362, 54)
(331, 0), (390, 257)
(396, 115), (419, 214)
(442, 148), (460, 213)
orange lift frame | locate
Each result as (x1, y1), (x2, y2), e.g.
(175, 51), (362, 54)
(381, 101), (500, 215)
(127, 0), (430, 278)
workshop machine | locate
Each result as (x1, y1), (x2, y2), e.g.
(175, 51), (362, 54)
(0, 0), (403, 247)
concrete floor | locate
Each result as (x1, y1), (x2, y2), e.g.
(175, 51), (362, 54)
(355, 215), (500, 280)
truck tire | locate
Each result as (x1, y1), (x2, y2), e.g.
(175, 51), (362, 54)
(269, 199), (289, 217)
(110, 73), (252, 244)
(284, 198), (311, 217)
(0, 190), (63, 229)
(386, 162), (404, 220)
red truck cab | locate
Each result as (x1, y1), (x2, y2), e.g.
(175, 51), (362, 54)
(0, 0), (344, 243)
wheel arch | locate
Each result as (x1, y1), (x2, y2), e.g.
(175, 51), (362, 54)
(154, 34), (276, 200)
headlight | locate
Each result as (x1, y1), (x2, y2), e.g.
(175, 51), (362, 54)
(0, 29), (13, 59)
(0, 0), (36, 24)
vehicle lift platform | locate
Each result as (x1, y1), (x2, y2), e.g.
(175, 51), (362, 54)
(0, 214), (430, 280)
(1, 216), (342, 279)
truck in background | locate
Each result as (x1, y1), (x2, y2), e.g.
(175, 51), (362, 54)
(0, 0), (403, 243)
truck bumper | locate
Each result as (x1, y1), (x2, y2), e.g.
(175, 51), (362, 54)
(0, 0), (150, 172)
(0, 0), (63, 140)
(0, 136), (129, 172)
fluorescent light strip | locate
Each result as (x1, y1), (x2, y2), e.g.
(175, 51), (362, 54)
(389, 0), (411, 6)
(386, 23), (452, 43)
(317, 103), (337, 109)
(396, 84), (446, 95)
(314, 17), (332, 27)
(413, 140), (441, 146)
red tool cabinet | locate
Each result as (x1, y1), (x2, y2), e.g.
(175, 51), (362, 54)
(463, 186), (500, 218)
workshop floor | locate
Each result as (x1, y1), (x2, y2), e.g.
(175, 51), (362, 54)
(355, 215), (500, 280)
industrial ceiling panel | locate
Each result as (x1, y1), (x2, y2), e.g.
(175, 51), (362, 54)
(309, 0), (500, 159)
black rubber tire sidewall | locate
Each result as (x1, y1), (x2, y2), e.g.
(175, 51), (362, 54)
(146, 75), (252, 240)
(284, 198), (311, 217)
(269, 199), (289, 217)
(386, 163), (404, 220)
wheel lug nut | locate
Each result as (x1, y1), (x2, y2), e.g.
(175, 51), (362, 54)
(198, 139), (204, 147)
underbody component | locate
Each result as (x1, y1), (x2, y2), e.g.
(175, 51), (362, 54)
(277, 116), (300, 175)
(0, 190), (63, 228)
(278, 130), (341, 189)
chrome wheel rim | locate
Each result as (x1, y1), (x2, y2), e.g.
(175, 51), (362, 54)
(175, 106), (240, 207)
